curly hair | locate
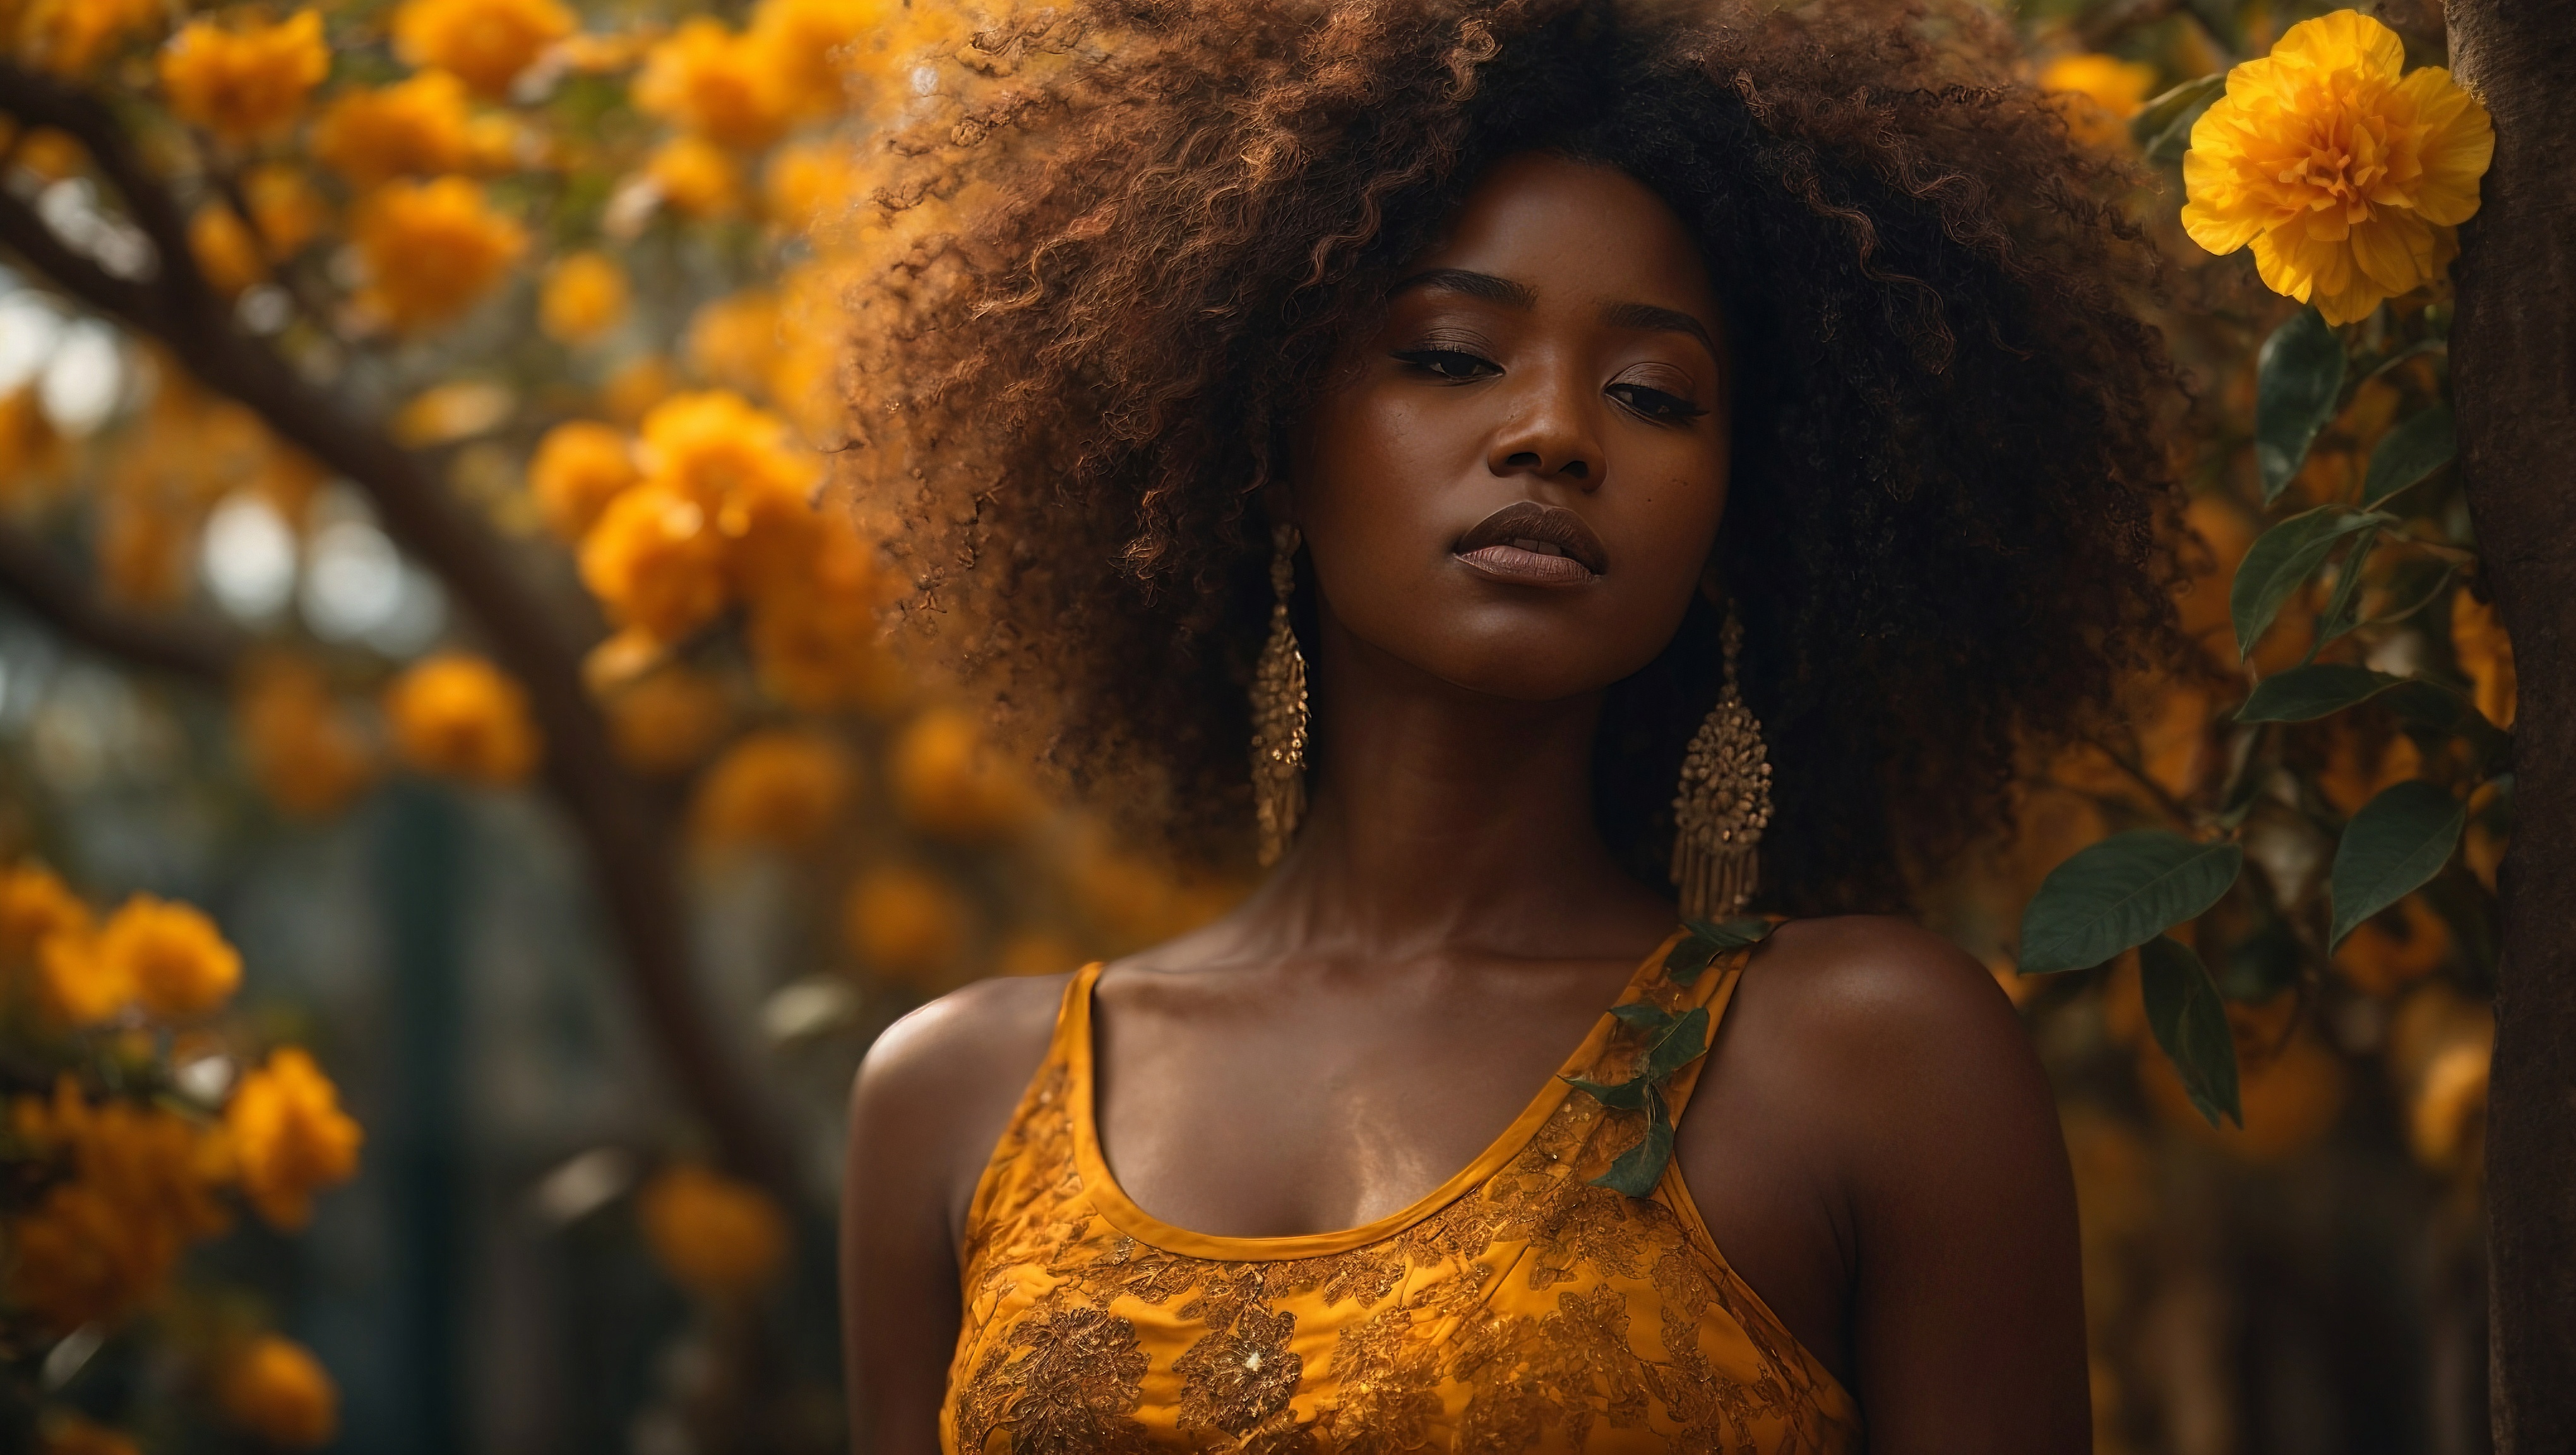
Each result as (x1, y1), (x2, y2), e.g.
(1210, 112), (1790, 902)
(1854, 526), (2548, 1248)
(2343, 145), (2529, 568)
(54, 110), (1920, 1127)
(840, 0), (2186, 913)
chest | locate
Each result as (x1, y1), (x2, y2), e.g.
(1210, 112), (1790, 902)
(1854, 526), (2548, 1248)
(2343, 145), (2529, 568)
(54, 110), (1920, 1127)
(1088, 966), (1632, 1238)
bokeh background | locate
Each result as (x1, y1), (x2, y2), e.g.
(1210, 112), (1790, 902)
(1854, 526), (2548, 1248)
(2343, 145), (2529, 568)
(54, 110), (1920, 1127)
(0, 0), (2503, 1451)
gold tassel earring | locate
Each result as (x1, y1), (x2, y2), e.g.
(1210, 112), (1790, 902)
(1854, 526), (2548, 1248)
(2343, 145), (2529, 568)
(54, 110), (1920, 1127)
(1671, 609), (1772, 918)
(1251, 523), (1309, 867)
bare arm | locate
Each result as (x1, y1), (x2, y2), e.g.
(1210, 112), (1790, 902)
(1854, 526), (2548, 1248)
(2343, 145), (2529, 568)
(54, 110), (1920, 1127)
(1681, 917), (2090, 1453)
(842, 975), (1065, 1454)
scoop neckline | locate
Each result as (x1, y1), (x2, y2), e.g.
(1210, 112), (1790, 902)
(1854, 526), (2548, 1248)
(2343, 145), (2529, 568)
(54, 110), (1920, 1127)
(1064, 930), (1686, 1262)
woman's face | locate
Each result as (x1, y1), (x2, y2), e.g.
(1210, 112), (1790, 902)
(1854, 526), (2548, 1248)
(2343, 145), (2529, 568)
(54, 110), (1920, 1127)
(1296, 152), (1730, 703)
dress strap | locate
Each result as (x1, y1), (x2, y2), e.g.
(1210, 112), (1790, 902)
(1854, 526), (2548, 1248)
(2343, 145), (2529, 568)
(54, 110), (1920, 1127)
(1646, 938), (1760, 1130)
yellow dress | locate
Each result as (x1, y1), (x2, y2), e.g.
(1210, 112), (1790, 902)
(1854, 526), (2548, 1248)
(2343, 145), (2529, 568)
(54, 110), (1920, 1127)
(941, 930), (1861, 1454)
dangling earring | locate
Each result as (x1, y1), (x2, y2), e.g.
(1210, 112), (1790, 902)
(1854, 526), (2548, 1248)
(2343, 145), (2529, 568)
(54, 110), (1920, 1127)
(1671, 608), (1772, 918)
(1251, 523), (1309, 867)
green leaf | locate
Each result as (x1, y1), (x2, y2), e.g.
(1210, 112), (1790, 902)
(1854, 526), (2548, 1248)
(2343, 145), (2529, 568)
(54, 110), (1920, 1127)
(1667, 916), (1773, 985)
(2018, 830), (2246, 975)
(1590, 1088), (1674, 1197)
(2139, 935), (2243, 1129)
(1607, 1002), (1674, 1037)
(2230, 506), (2390, 657)
(1563, 1074), (1650, 1111)
(2257, 309), (2347, 503)
(1637, 1006), (1711, 1084)
(2131, 73), (2226, 162)
(2330, 781), (2467, 949)
(2310, 534), (2378, 652)
(2236, 664), (2407, 723)
(2361, 404), (2455, 506)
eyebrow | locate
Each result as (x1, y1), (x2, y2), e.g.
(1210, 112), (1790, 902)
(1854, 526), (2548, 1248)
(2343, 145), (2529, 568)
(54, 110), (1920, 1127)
(1390, 268), (1722, 362)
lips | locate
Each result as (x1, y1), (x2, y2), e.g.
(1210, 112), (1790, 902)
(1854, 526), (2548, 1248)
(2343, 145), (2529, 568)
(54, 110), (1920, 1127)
(1453, 500), (1607, 586)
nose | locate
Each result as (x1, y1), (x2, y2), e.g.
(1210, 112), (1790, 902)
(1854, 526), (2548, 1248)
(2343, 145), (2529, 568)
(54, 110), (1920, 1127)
(1486, 362), (1601, 489)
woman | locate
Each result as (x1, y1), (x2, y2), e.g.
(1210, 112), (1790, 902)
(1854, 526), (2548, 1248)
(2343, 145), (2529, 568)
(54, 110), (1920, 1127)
(842, 1), (2179, 1449)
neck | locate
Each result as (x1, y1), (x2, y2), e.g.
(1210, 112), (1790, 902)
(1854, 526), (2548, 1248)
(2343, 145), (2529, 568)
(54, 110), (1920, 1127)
(1242, 610), (1667, 963)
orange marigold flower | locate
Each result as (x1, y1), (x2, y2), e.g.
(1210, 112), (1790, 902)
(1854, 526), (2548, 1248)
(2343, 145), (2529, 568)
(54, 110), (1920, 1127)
(352, 177), (527, 332)
(241, 163), (328, 258)
(763, 138), (864, 234)
(390, 0), (573, 98)
(2039, 52), (2157, 151)
(2181, 11), (2495, 325)
(841, 864), (969, 978)
(36, 931), (131, 1026)
(190, 203), (266, 294)
(748, 0), (885, 118)
(635, 18), (791, 151)
(638, 1165), (787, 1299)
(599, 353), (677, 426)
(636, 388), (816, 513)
(10, 0), (163, 75)
(383, 652), (543, 786)
(529, 419), (639, 539)
(218, 1335), (340, 1449)
(604, 666), (732, 777)
(225, 1048), (362, 1231)
(97, 894), (241, 1019)
(158, 10), (330, 145)
(689, 729), (854, 850)
(7, 1077), (234, 1331)
(646, 135), (746, 219)
(235, 656), (377, 818)
(578, 484), (729, 640)
(892, 707), (1039, 843)
(311, 69), (475, 189)
(39, 1415), (141, 1455)
(539, 250), (630, 346)
(0, 861), (92, 969)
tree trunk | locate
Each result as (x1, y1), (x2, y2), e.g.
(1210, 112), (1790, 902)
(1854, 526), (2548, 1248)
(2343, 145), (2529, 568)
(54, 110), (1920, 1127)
(2445, 4), (2576, 1449)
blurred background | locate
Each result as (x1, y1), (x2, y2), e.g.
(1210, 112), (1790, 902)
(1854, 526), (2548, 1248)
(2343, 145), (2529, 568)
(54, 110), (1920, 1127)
(0, 0), (2501, 1451)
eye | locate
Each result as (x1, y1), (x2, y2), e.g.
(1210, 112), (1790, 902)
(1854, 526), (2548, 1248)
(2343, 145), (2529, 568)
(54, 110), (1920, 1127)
(1605, 381), (1707, 422)
(1394, 349), (1500, 383)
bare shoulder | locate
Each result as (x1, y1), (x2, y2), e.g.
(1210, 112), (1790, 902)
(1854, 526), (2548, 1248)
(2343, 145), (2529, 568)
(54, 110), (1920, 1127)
(1721, 914), (2056, 1165)
(846, 973), (1073, 1238)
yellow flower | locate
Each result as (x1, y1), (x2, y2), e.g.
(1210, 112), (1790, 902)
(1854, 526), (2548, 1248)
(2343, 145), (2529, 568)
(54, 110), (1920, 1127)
(689, 729), (854, 850)
(391, 380), (515, 446)
(746, 561), (909, 714)
(528, 419), (639, 539)
(225, 1048), (362, 1231)
(600, 353), (677, 426)
(685, 291), (782, 397)
(892, 707), (1039, 842)
(638, 1165), (787, 1299)
(605, 666), (732, 777)
(2181, 11), (2495, 325)
(0, 861), (91, 970)
(578, 484), (729, 640)
(36, 931), (130, 1026)
(9, 0), (162, 75)
(158, 11), (330, 145)
(635, 18), (791, 151)
(763, 138), (863, 233)
(219, 1336), (338, 1449)
(242, 164), (328, 258)
(2039, 52), (2158, 151)
(8, 1077), (234, 1331)
(748, 0), (886, 117)
(190, 204), (266, 294)
(390, 0), (573, 99)
(352, 177), (527, 332)
(234, 656), (377, 818)
(646, 135), (745, 219)
(539, 250), (629, 345)
(383, 652), (543, 786)
(97, 894), (241, 1019)
(5, 126), (88, 181)
(311, 70), (475, 189)
(842, 865), (970, 978)
(2452, 592), (2515, 728)
(637, 388), (816, 513)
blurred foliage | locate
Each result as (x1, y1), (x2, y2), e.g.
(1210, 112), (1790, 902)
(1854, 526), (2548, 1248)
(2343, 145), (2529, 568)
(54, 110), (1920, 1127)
(0, 0), (2508, 1449)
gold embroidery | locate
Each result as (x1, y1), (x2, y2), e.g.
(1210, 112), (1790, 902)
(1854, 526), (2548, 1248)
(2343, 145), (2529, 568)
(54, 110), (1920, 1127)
(941, 942), (1859, 1455)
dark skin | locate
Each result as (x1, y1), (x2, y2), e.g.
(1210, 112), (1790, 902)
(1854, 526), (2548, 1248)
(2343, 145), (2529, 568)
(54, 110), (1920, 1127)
(842, 155), (2090, 1452)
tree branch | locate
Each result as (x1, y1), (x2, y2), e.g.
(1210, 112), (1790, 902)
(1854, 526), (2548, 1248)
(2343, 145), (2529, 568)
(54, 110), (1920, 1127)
(0, 63), (792, 1194)
(0, 519), (242, 682)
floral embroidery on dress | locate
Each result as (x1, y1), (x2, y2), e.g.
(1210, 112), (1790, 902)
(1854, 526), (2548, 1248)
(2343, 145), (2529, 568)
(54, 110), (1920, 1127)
(941, 937), (1863, 1455)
